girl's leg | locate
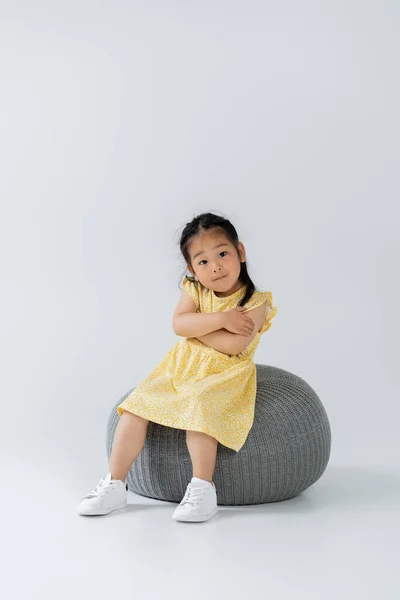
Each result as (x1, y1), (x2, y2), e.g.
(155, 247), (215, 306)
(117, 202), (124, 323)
(109, 410), (149, 481)
(186, 430), (218, 484)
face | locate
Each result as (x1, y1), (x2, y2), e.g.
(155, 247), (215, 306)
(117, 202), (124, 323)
(187, 230), (246, 297)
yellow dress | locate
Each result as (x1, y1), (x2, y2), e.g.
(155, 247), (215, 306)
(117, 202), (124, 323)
(117, 276), (278, 452)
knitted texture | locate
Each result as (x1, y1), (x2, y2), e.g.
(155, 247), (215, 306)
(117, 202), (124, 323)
(106, 364), (331, 505)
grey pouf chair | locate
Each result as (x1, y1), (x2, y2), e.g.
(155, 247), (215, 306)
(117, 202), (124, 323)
(106, 364), (331, 505)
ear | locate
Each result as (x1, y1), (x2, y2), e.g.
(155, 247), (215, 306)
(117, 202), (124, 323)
(187, 265), (196, 278)
(238, 242), (246, 262)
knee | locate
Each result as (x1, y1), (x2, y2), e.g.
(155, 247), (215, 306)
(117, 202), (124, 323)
(122, 410), (149, 426)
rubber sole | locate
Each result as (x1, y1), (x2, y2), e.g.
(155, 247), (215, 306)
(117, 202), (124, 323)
(172, 506), (219, 522)
(76, 499), (127, 516)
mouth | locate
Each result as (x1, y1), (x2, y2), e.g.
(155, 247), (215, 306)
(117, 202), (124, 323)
(214, 275), (226, 282)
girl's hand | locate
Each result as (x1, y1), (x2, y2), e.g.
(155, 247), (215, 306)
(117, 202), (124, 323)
(221, 307), (255, 336)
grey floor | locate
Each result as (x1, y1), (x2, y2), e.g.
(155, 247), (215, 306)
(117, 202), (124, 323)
(2, 458), (399, 600)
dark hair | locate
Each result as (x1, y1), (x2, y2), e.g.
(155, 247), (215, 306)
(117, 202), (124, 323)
(178, 211), (257, 307)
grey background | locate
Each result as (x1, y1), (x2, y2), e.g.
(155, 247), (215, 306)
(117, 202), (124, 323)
(1, 1), (399, 599)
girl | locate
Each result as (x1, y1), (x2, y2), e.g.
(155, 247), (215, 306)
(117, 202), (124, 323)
(76, 212), (277, 522)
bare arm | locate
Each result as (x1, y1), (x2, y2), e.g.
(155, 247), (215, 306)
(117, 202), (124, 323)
(196, 302), (268, 355)
(173, 311), (225, 338)
(196, 329), (242, 355)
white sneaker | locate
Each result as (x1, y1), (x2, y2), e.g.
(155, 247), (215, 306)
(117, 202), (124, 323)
(172, 477), (219, 523)
(76, 473), (128, 516)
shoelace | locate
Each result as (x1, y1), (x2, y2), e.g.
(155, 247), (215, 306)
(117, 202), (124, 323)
(84, 478), (111, 499)
(181, 484), (208, 507)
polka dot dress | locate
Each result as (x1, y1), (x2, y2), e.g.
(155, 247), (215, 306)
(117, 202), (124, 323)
(117, 275), (278, 452)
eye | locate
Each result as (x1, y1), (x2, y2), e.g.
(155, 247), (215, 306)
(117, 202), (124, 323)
(198, 251), (228, 266)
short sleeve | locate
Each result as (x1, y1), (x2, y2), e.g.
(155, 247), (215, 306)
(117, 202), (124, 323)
(243, 290), (278, 334)
(260, 291), (278, 333)
(181, 276), (200, 311)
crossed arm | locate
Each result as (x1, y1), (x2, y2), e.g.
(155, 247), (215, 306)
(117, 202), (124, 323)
(194, 303), (267, 356)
